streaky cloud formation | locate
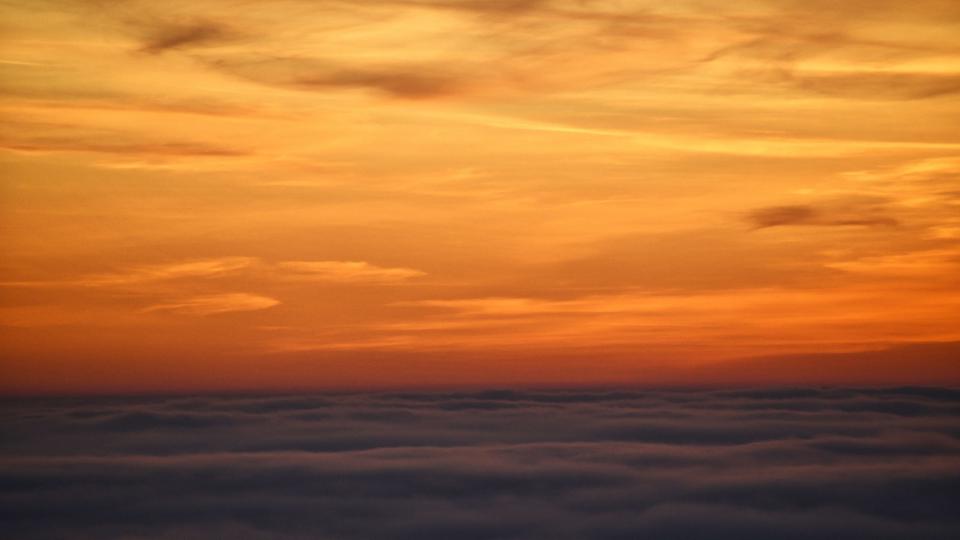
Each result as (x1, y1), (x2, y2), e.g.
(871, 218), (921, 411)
(143, 292), (280, 316)
(745, 204), (900, 229)
(1, 257), (256, 288)
(276, 260), (426, 282)
(0, 135), (249, 158)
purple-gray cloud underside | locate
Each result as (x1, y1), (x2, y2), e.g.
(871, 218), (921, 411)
(2, 386), (959, 539)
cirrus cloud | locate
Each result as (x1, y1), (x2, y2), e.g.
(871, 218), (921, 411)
(277, 260), (426, 283)
(143, 292), (280, 316)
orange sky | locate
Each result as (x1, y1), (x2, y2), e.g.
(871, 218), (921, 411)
(2, 0), (959, 394)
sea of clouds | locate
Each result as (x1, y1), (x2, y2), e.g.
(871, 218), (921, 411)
(2, 387), (959, 539)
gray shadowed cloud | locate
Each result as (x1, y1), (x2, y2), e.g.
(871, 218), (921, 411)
(138, 19), (241, 54)
(746, 204), (900, 229)
(2, 385), (960, 539)
(207, 56), (466, 99)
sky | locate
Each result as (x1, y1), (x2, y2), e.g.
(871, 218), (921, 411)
(1, 0), (959, 393)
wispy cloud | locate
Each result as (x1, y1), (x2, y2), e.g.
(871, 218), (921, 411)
(143, 293), (279, 316)
(351, 284), (960, 358)
(277, 261), (426, 283)
(0, 136), (249, 158)
(1, 258), (425, 293)
(790, 71), (960, 101)
(825, 248), (960, 278)
(1, 258), (256, 288)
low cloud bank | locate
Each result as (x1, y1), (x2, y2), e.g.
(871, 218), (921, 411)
(2, 387), (959, 539)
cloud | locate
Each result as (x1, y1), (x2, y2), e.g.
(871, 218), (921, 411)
(790, 72), (960, 101)
(824, 248), (960, 278)
(747, 205), (819, 228)
(698, 6), (960, 102)
(2, 387), (959, 539)
(304, 282), (960, 366)
(207, 56), (466, 99)
(277, 261), (426, 283)
(139, 19), (239, 54)
(297, 66), (464, 99)
(93, 410), (244, 431)
(143, 293), (279, 316)
(843, 157), (960, 202)
(1, 257), (256, 288)
(741, 155), (957, 243)
(745, 204), (899, 229)
(0, 135), (249, 158)
(415, 0), (552, 16)
(83, 258), (257, 286)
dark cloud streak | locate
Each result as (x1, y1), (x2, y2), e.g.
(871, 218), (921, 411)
(746, 204), (900, 229)
(139, 20), (235, 54)
(205, 56), (466, 99)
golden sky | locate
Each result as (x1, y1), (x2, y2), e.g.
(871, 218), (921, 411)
(2, 0), (959, 393)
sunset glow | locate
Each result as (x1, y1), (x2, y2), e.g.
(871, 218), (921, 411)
(2, 0), (959, 393)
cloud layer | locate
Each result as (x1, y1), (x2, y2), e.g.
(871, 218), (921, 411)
(2, 387), (959, 539)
